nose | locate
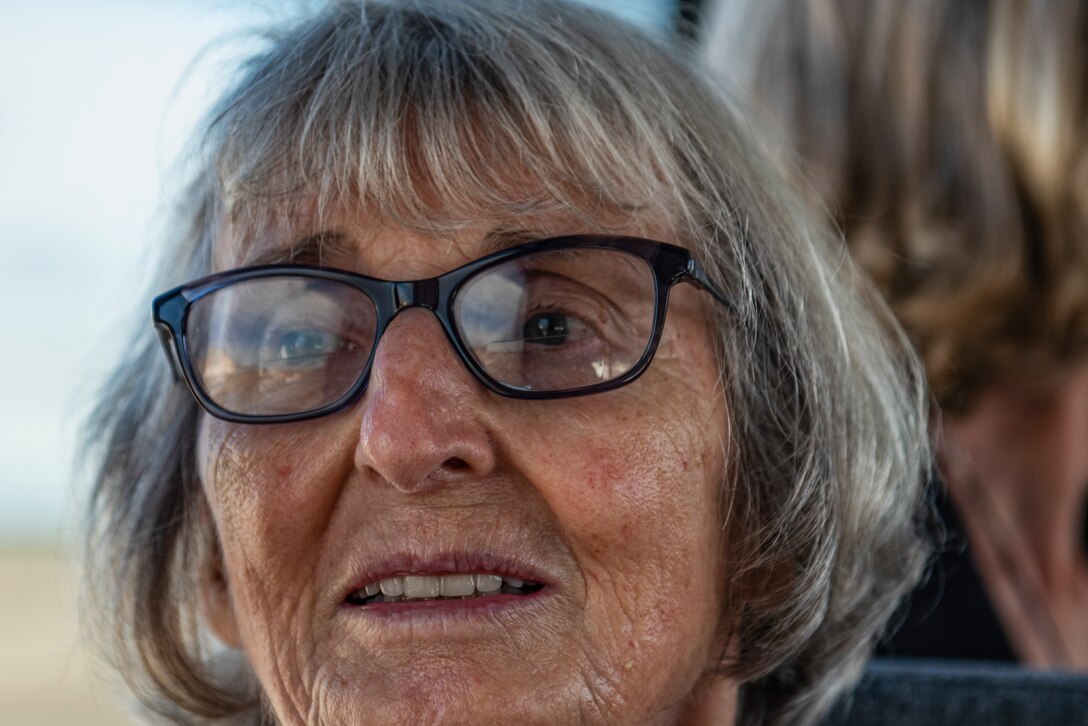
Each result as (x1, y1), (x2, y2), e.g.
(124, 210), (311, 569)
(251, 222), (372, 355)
(353, 309), (498, 492)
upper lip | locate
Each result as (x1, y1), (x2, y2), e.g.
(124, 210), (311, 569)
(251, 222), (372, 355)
(341, 550), (554, 600)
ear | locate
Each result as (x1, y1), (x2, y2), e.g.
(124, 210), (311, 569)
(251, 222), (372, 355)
(198, 506), (243, 649)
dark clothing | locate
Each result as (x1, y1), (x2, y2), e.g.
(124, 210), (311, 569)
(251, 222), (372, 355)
(878, 485), (1017, 661)
(822, 658), (1088, 726)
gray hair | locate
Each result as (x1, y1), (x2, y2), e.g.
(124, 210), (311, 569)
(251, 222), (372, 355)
(83, 1), (931, 724)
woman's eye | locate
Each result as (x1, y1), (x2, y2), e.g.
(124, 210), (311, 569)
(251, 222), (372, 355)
(522, 312), (596, 346)
(523, 313), (569, 346)
(274, 329), (347, 362)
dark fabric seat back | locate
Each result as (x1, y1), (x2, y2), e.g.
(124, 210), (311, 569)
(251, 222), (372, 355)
(822, 658), (1088, 725)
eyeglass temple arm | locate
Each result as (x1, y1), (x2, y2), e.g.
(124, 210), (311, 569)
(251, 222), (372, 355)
(154, 324), (183, 382)
(684, 258), (735, 313)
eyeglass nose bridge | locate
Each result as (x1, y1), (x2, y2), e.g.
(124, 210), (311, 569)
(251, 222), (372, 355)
(377, 276), (478, 393)
(392, 278), (440, 312)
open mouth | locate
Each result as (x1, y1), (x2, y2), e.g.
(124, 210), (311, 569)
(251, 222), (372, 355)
(345, 574), (544, 605)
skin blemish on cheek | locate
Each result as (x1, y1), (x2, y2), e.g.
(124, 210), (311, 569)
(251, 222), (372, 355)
(579, 461), (616, 492)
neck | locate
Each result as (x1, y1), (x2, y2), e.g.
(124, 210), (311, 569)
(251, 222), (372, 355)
(683, 675), (738, 725)
(942, 361), (1088, 593)
(653, 674), (737, 726)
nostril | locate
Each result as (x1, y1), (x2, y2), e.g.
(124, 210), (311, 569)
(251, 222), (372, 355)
(444, 457), (470, 471)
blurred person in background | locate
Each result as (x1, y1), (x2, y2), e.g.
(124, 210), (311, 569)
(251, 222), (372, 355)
(705, 0), (1088, 668)
(82, 0), (931, 723)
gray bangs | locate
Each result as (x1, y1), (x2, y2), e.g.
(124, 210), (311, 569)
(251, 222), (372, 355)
(204, 0), (696, 245)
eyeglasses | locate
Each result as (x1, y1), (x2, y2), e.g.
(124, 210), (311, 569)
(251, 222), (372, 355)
(152, 235), (730, 423)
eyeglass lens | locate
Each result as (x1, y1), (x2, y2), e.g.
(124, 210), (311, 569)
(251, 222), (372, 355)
(185, 248), (657, 417)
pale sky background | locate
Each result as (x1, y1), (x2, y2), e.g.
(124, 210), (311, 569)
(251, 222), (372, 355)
(0, 0), (675, 545)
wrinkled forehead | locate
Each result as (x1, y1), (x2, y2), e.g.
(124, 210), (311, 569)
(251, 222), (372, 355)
(211, 171), (679, 274)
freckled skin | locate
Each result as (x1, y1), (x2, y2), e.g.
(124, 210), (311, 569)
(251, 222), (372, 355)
(197, 217), (734, 725)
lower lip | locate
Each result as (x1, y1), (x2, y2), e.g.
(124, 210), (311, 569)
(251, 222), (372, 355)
(340, 589), (549, 620)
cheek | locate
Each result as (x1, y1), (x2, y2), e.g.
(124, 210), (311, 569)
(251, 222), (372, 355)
(199, 420), (336, 558)
(198, 415), (359, 537)
(535, 320), (727, 582)
(559, 432), (707, 549)
(557, 415), (724, 586)
(514, 387), (727, 700)
(196, 417), (357, 676)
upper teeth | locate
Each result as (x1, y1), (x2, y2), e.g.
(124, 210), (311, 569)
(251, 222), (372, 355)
(354, 574), (530, 602)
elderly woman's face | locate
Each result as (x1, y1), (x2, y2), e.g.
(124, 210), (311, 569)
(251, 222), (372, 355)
(197, 210), (731, 724)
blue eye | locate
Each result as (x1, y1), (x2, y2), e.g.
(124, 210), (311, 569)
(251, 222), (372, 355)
(276, 329), (345, 363)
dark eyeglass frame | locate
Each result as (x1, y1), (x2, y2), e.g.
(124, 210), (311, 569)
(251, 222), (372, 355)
(153, 234), (731, 424)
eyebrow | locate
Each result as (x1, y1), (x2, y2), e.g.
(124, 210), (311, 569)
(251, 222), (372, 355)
(478, 227), (546, 256)
(244, 226), (558, 270)
(242, 231), (351, 267)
